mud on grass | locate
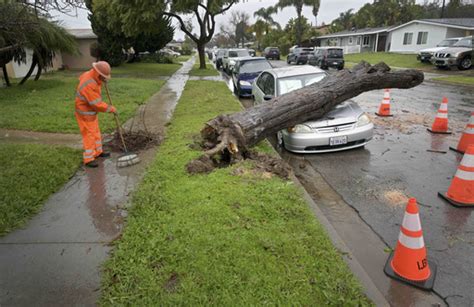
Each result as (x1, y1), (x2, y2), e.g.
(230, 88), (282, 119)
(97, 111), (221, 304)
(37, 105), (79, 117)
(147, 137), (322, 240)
(107, 130), (162, 152)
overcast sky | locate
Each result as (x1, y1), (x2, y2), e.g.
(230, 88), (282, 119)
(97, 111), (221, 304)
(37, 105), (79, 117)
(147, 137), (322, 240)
(55, 0), (432, 40)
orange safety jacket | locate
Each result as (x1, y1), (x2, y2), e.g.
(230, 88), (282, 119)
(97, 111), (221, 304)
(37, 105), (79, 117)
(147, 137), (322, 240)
(75, 69), (113, 116)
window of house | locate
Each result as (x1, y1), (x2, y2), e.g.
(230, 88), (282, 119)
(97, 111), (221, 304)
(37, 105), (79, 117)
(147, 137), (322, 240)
(363, 36), (370, 46)
(329, 38), (338, 46)
(403, 32), (413, 45)
(417, 32), (428, 45)
(356, 36), (361, 45)
(348, 36), (353, 45)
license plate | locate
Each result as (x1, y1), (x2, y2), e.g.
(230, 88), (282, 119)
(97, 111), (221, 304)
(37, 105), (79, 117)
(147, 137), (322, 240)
(333, 62), (339, 65)
(329, 136), (347, 146)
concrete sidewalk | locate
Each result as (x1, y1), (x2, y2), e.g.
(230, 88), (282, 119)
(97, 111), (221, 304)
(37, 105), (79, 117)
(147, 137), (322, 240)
(0, 58), (194, 306)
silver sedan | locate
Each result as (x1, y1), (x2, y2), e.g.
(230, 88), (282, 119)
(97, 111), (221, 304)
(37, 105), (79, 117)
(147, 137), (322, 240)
(252, 65), (374, 153)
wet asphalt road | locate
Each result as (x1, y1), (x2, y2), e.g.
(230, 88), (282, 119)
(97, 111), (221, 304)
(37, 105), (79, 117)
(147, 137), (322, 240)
(219, 59), (473, 306)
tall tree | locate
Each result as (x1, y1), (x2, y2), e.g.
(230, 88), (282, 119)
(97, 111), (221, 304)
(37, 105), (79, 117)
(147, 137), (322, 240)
(274, 0), (320, 46)
(253, 6), (279, 34)
(97, 0), (239, 69)
(230, 11), (250, 48)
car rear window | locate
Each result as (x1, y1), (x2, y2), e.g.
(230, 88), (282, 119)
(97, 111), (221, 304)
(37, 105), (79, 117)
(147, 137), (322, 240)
(229, 50), (250, 57)
(327, 49), (343, 58)
(453, 37), (472, 48)
(278, 73), (326, 95)
(239, 60), (272, 73)
(270, 48), (279, 52)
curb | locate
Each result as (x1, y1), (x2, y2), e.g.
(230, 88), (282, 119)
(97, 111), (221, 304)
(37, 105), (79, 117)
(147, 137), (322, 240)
(289, 172), (390, 306)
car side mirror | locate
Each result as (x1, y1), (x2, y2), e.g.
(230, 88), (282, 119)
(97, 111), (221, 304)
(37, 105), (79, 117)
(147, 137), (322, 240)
(263, 95), (273, 101)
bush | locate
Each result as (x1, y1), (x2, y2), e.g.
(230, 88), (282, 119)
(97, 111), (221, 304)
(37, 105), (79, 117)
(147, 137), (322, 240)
(181, 44), (193, 55)
(138, 53), (174, 64)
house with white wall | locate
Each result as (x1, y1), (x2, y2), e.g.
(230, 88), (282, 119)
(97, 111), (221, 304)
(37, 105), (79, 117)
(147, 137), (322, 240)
(316, 27), (391, 54)
(4, 28), (98, 79)
(388, 18), (474, 53)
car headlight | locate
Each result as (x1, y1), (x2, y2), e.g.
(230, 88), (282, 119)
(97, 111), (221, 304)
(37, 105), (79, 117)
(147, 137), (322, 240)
(230, 60), (236, 65)
(288, 124), (312, 134)
(356, 113), (371, 127)
(239, 80), (252, 86)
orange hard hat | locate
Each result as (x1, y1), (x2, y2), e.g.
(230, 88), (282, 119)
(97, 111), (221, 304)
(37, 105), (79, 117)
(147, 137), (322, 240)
(92, 61), (111, 80)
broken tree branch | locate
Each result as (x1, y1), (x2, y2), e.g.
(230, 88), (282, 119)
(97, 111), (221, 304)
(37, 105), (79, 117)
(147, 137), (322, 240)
(189, 61), (424, 172)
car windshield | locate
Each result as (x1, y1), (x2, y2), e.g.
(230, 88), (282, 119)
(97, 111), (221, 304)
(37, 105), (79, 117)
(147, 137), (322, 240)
(278, 73), (326, 95)
(239, 60), (272, 73)
(297, 48), (313, 54)
(270, 48), (279, 52)
(453, 38), (472, 48)
(327, 49), (343, 58)
(229, 50), (250, 57)
(437, 39), (458, 47)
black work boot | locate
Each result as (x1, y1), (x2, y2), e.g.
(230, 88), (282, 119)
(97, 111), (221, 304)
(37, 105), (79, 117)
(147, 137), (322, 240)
(98, 152), (111, 158)
(85, 160), (99, 168)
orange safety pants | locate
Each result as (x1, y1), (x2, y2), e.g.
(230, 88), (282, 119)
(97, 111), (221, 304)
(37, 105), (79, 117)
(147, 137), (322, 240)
(75, 113), (104, 164)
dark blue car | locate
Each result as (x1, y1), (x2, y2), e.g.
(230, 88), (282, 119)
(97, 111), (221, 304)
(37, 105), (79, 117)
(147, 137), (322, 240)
(232, 57), (272, 97)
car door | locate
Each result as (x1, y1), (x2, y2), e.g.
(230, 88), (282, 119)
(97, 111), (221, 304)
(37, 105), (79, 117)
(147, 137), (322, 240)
(253, 72), (270, 104)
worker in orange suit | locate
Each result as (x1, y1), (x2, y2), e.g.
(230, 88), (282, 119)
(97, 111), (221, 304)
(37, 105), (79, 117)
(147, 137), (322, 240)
(75, 61), (117, 168)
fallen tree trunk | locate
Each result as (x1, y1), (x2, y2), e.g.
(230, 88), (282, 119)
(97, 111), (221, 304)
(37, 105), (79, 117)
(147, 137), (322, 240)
(189, 61), (424, 171)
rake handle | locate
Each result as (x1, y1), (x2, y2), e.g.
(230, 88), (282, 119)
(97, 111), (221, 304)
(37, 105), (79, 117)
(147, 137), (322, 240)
(104, 83), (128, 153)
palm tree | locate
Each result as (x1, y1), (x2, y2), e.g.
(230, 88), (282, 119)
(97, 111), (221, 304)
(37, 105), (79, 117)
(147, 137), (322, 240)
(19, 18), (77, 84)
(253, 6), (279, 34)
(274, 0), (320, 46)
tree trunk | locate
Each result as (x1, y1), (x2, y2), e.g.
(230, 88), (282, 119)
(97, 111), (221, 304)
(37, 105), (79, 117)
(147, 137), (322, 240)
(19, 54), (38, 85)
(197, 44), (206, 69)
(194, 62), (423, 164)
(296, 6), (303, 46)
(34, 64), (42, 81)
(2, 65), (11, 87)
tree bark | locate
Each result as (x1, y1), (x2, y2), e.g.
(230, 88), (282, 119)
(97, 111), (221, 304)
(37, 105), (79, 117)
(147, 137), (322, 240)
(34, 64), (42, 81)
(2, 65), (11, 87)
(196, 62), (423, 161)
(19, 53), (38, 85)
(197, 44), (206, 69)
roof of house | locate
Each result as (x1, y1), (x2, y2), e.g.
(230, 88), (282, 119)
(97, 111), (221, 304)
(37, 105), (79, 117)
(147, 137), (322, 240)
(66, 28), (97, 39)
(388, 18), (474, 32)
(318, 26), (390, 39)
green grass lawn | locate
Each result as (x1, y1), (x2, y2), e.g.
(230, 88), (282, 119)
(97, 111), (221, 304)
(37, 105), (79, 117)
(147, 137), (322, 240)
(345, 52), (426, 69)
(189, 62), (220, 77)
(431, 75), (474, 86)
(175, 55), (191, 62)
(100, 80), (371, 306)
(0, 76), (164, 133)
(111, 62), (181, 78)
(0, 143), (81, 236)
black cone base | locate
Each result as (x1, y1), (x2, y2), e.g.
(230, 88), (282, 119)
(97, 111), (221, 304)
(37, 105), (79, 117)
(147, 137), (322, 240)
(384, 252), (437, 291)
(449, 146), (465, 154)
(427, 128), (452, 134)
(375, 113), (393, 117)
(438, 192), (474, 208)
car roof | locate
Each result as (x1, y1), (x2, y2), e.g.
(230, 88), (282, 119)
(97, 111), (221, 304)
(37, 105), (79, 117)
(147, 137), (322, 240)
(227, 48), (248, 51)
(236, 56), (266, 61)
(264, 65), (325, 78)
(316, 46), (343, 49)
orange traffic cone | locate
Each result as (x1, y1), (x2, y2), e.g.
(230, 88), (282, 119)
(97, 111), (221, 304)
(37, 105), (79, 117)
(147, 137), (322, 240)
(450, 112), (474, 154)
(376, 89), (393, 117)
(427, 97), (451, 134)
(384, 198), (437, 290)
(439, 144), (474, 207)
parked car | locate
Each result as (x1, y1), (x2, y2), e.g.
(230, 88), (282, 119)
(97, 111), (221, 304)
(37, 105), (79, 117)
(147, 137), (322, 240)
(222, 49), (250, 73)
(232, 57), (272, 97)
(252, 65), (374, 153)
(308, 47), (344, 70)
(432, 36), (473, 70)
(417, 37), (463, 63)
(263, 47), (280, 60)
(248, 49), (256, 57)
(215, 49), (226, 69)
(159, 48), (180, 58)
(287, 47), (313, 65)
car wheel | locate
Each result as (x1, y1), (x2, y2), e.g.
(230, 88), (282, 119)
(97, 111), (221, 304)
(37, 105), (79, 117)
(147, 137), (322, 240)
(286, 57), (290, 64)
(277, 57), (280, 61)
(458, 57), (472, 70)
